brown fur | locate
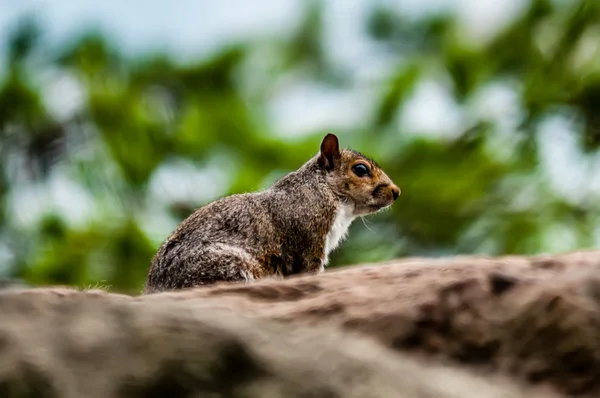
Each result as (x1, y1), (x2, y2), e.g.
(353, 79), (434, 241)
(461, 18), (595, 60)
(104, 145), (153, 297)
(144, 134), (400, 293)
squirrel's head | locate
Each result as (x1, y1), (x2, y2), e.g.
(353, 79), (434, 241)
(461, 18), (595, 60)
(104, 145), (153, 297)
(317, 133), (400, 216)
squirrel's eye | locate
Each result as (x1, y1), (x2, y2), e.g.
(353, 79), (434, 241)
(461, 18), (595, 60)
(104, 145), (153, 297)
(352, 164), (370, 177)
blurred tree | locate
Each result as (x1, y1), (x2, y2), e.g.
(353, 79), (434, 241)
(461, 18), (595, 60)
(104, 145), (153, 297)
(0, 0), (599, 293)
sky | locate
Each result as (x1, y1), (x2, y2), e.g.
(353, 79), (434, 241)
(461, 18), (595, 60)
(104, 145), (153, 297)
(0, 0), (525, 62)
(0, 0), (526, 138)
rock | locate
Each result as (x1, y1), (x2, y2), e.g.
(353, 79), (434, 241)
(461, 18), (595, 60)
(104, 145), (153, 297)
(138, 250), (600, 396)
(5, 250), (600, 396)
(0, 287), (544, 398)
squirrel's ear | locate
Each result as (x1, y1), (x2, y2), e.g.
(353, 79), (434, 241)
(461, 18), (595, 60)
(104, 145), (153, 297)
(318, 133), (341, 170)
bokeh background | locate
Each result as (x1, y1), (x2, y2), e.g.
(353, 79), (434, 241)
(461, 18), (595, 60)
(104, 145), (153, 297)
(1, 0), (599, 293)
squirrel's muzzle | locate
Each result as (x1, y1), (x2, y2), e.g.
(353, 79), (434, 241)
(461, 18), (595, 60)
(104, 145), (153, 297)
(390, 184), (400, 201)
(372, 183), (400, 204)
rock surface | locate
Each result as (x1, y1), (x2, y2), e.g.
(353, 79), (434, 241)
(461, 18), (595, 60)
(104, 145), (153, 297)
(0, 287), (546, 398)
(5, 250), (600, 397)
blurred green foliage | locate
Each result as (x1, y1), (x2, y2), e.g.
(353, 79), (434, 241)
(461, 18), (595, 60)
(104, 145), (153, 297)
(1, 0), (600, 293)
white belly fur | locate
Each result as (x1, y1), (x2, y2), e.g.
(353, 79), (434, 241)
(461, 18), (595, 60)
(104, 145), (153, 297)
(322, 204), (355, 270)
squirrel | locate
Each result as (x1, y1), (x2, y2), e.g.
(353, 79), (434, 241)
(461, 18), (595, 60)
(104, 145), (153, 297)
(143, 133), (400, 293)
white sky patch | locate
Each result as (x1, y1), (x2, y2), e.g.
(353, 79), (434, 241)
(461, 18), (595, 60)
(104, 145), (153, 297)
(536, 113), (593, 205)
(8, 169), (96, 228)
(389, 0), (455, 18)
(469, 80), (522, 129)
(0, 0), (303, 61)
(137, 202), (181, 246)
(372, 0), (523, 44)
(48, 171), (96, 226)
(9, 182), (52, 228)
(542, 223), (579, 253)
(323, 0), (379, 72)
(397, 79), (466, 139)
(40, 70), (86, 120)
(571, 25), (600, 72)
(321, 0), (408, 91)
(148, 158), (231, 206)
(456, 0), (527, 45)
(468, 80), (525, 162)
(268, 81), (375, 137)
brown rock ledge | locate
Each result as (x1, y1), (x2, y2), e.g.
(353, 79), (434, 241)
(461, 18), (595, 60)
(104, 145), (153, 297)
(0, 286), (547, 398)
(7, 250), (600, 397)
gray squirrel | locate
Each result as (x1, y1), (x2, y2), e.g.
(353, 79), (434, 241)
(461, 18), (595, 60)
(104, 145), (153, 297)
(144, 134), (400, 293)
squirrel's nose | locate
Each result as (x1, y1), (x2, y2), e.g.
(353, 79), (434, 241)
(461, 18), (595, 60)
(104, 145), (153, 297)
(390, 184), (400, 201)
